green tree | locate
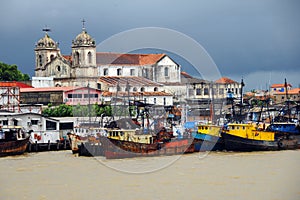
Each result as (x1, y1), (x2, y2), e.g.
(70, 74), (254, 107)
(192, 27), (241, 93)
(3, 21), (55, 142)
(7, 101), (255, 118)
(0, 62), (30, 81)
(42, 104), (73, 117)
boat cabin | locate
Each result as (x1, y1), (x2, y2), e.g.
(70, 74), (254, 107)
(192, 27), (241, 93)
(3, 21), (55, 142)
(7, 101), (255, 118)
(107, 129), (154, 144)
(0, 126), (27, 141)
(225, 123), (275, 141)
(73, 127), (107, 137)
(197, 124), (221, 136)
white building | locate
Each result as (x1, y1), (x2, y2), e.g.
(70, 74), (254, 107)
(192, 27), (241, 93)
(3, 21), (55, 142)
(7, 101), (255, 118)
(98, 76), (173, 106)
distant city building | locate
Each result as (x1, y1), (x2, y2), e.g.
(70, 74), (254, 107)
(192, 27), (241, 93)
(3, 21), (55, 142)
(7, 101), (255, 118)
(20, 86), (101, 106)
(270, 83), (292, 95)
(273, 88), (300, 104)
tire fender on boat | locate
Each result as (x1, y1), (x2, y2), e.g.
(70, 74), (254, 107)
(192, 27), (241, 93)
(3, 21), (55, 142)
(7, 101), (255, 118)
(278, 140), (284, 149)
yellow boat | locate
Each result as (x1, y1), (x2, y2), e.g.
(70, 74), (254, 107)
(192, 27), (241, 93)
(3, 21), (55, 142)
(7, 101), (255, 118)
(220, 122), (298, 151)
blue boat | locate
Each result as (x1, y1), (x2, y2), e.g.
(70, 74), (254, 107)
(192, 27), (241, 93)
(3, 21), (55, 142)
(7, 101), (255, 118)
(191, 124), (224, 152)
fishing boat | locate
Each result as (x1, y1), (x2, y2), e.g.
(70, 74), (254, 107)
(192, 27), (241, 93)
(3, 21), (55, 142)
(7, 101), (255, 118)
(68, 125), (108, 155)
(267, 122), (300, 148)
(72, 121), (193, 159)
(104, 133), (193, 159)
(192, 123), (224, 152)
(0, 126), (30, 157)
(220, 122), (298, 151)
(265, 78), (300, 147)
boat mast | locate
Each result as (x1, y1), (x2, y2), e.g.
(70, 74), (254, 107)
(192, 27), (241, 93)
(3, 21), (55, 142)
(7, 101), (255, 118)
(284, 78), (291, 121)
(239, 78), (245, 121)
(87, 81), (91, 126)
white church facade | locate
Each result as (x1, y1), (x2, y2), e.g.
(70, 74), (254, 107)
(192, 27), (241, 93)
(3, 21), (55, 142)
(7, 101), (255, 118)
(33, 26), (181, 90)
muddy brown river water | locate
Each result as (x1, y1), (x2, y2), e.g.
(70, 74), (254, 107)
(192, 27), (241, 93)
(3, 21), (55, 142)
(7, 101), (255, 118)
(1, 150), (299, 200)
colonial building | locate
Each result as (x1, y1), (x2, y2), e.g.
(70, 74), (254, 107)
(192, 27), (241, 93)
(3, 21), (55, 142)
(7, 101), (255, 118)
(98, 76), (173, 106)
(273, 88), (300, 104)
(96, 53), (181, 83)
(33, 26), (181, 89)
(270, 83), (292, 96)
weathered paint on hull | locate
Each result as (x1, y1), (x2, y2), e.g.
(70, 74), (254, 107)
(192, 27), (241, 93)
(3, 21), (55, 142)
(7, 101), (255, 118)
(192, 133), (224, 152)
(221, 132), (298, 151)
(105, 138), (193, 159)
(0, 137), (30, 157)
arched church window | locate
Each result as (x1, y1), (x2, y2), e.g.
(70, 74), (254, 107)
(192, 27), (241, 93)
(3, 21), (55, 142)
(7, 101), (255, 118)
(164, 67), (169, 77)
(74, 52), (80, 65)
(140, 87), (145, 92)
(38, 55), (43, 67)
(57, 65), (61, 72)
(50, 54), (55, 61)
(133, 87), (137, 92)
(154, 87), (158, 92)
(88, 52), (92, 64)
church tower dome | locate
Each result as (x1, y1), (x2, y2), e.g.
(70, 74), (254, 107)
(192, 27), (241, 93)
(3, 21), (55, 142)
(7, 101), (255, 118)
(71, 20), (96, 68)
(36, 33), (59, 49)
(72, 29), (96, 47)
(34, 29), (60, 73)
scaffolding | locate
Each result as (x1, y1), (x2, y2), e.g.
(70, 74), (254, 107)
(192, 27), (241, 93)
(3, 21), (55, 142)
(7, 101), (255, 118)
(0, 82), (20, 112)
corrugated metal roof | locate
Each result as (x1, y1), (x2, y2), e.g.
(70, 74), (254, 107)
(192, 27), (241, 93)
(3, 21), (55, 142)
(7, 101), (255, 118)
(102, 91), (172, 97)
(98, 76), (163, 86)
(20, 86), (80, 93)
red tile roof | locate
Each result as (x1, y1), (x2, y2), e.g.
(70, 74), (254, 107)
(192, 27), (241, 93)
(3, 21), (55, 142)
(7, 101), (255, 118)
(0, 81), (33, 88)
(62, 55), (72, 63)
(215, 77), (237, 84)
(96, 52), (165, 66)
(275, 88), (300, 95)
(181, 71), (193, 79)
(271, 83), (292, 88)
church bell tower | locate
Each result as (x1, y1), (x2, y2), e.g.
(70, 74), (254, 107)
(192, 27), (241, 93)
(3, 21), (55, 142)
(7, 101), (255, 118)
(34, 28), (60, 76)
(71, 20), (96, 71)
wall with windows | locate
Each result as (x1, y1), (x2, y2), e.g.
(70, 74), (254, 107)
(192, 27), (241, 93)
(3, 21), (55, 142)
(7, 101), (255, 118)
(154, 56), (181, 83)
(64, 88), (101, 105)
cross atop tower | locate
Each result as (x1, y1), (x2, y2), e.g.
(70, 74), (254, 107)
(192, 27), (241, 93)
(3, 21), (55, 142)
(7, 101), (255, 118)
(81, 19), (86, 30)
(42, 25), (51, 35)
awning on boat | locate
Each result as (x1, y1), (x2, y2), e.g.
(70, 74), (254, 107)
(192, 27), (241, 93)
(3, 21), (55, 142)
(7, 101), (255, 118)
(184, 121), (197, 129)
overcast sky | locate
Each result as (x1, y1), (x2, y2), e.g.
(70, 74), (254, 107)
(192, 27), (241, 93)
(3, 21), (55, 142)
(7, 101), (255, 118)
(1, 0), (299, 91)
